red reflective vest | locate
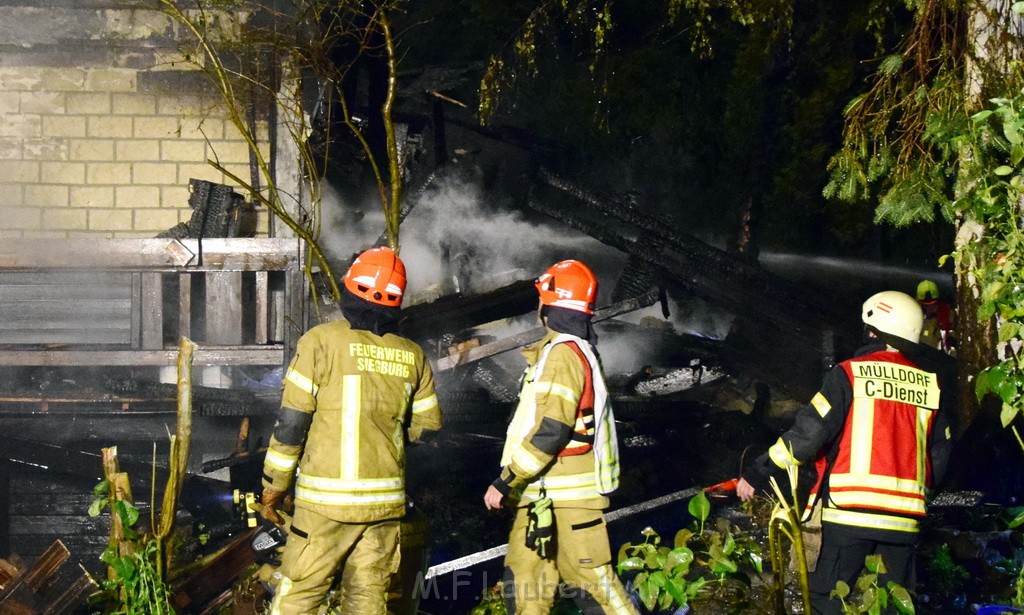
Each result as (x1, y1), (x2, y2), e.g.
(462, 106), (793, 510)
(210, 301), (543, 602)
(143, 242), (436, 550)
(812, 349), (941, 534)
(558, 342), (596, 457)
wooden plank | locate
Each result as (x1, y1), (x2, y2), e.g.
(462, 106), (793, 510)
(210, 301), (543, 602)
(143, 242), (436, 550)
(140, 273), (165, 350)
(434, 289), (660, 371)
(284, 261), (303, 360)
(0, 346), (284, 366)
(0, 329), (131, 345)
(130, 273), (142, 350)
(0, 463), (9, 558)
(0, 238), (303, 271)
(40, 564), (97, 615)
(11, 517), (108, 537)
(179, 273), (192, 340)
(254, 271), (268, 345)
(205, 272), (243, 345)
(0, 541), (69, 603)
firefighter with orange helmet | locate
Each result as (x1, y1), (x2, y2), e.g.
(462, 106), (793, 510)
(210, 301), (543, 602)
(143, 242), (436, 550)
(260, 247), (442, 615)
(736, 290), (953, 615)
(484, 260), (638, 615)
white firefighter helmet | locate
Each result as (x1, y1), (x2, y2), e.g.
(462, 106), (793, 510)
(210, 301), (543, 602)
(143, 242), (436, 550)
(862, 290), (924, 344)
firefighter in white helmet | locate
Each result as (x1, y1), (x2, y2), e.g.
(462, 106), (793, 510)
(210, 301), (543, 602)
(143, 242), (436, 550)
(736, 290), (953, 615)
(484, 260), (638, 615)
(260, 247), (442, 615)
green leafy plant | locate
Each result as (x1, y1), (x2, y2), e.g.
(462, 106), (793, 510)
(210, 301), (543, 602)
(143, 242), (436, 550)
(617, 526), (706, 612)
(963, 86), (1024, 455)
(88, 480), (174, 615)
(469, 582), (509, 615)
(616, 492), (765, 612)
(830, 554), (914, 615)
(923, 543), (969, 599)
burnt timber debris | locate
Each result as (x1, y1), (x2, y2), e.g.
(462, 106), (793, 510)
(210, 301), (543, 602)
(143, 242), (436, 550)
(0, 166), (867, 610)
(0, 540), (97, 615)
(529, 169), (849, 398)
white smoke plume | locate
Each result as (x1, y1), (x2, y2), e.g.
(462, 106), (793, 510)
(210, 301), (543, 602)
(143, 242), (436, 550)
(319, 173), (619, 301)
(319, 172), (732, 376)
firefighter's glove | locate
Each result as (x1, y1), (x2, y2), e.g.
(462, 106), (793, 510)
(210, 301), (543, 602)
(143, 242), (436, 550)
(525, 496), (555, 559)
(260, 488), (285, 525)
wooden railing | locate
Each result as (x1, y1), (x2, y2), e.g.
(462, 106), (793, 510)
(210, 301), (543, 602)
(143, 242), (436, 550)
(0, 238), (307, 367)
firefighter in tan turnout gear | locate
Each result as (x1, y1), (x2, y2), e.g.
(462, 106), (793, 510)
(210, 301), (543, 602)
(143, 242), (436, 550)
(260, 247), (442, 615)
(736, 290), (953, 615)
(484, 260), (638, 615)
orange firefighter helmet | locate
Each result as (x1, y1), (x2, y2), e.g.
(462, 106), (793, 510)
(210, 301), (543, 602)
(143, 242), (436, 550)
(343, 247), (407, 308)
(535, 260), (598, 315)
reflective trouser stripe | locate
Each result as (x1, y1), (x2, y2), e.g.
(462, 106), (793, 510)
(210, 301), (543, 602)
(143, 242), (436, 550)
(269, 577), (292, 614)
(594, 565), (638, 614)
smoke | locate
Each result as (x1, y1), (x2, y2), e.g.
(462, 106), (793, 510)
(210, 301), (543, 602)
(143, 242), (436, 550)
(596, 297), (734, 375)
(320, 173), (619, 301)
(319, 172), (735, 376)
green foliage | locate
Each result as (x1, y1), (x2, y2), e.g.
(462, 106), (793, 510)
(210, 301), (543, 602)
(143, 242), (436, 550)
(965, 87), (1024, 452)
(88, 480), (174, 615)
(827, 0), (1024, 448)
(616, 493), (765, 612)
(477, 0), (792, 125)
(617, 526), (708, 612)
(923, 543), (970, 598)
(469, 582), (508, 615)
(96, 541), (174, 615)
(830, 555), (915, 615)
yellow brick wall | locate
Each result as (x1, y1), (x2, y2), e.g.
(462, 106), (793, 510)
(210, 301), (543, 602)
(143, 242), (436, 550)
(0, 63), (273, 238)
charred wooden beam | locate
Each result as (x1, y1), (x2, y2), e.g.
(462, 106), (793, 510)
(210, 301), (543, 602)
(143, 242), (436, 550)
(528, 174), (852, 396)
(532, 172), (833, 331)
(434, 289), (659, 372)
(0, 436), (165, 482)
(0, 541), (97, 615)
(169, 527), (260, 613)
(399, 280), (538, 341)
(0, 463), (8, 558)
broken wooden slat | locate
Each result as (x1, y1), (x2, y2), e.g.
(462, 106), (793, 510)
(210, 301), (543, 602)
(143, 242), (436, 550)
(0, 541), (70, 607)
(40, 565), (97, 615)
(433, 289), (659, 371)
(169, 527), (260, 612)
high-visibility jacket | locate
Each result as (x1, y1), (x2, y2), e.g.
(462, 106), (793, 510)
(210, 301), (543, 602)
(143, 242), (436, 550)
(494, 330), (620, 510)
(744, 343), (953, 538)
(261, 318), (442, 523)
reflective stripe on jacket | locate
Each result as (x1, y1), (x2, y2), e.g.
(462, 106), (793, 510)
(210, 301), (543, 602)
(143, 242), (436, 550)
(812, 350), (940, 532)
(748, 343), (953, 540)
(261, 319), (441, 523)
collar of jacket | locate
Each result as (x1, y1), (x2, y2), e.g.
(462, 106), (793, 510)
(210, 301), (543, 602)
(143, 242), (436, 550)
(521, 329), (561, 365)
(853, 342), (893, 357)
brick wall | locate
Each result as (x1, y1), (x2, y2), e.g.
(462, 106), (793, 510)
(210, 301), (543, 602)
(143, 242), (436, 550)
(0, 3), (274, 239)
